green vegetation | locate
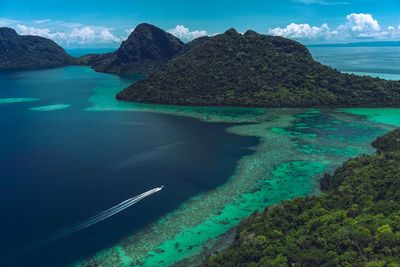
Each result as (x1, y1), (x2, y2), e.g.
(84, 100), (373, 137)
(202, 129), (400, 266)
(77, 23), (184, 74)
(118, 29), (400, 107)
(0, 27), (73, 70)
(372, 129), (400, 152)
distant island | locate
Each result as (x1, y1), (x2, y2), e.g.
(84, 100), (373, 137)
(203, 128), (400, 266)
(117, 28), (400, 107)
(77, 23), (184, 74)
(0, 23), (184, 74)
(0, 27), (73, 70)
(308, 41), (400, 48)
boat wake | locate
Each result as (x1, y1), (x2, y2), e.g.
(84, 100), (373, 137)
(28, 186), (164, 251)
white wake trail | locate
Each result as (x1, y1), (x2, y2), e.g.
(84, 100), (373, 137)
(28, 186), (164, 250)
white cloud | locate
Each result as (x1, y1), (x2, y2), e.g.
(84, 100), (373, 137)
(293, 0), (348, 5)
(269, 23), (335, 40)
(125, 27), (135, 36)
(346, 13), (380, 32)
(16, 24), (121, 45)
(9, 20), (208, 46)
(167, 25), (207, 42)
(69, 27), (96, 44)
(269, 13), (400, 42)
(16, 24), (66, 40)
(99, 29), (121, 43)
(338, 14), (400, 40)
(380, 25), (400, 39)
(124, 24), (208, 41)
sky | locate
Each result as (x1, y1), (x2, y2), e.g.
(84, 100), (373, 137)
(0, 0), (399, 48)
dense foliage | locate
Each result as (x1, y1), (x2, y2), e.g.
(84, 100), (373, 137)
(118, 29), (400, 107)
(372, 129), (400, 152)
(0, 27), (73, 70)
(78, 23), (184, 74)
(202, 129), (400, 267)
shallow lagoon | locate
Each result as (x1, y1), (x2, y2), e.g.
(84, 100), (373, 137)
(0, 51), (399, 266)
(0, 67), (258, 266)
(79, 99), (398, 266)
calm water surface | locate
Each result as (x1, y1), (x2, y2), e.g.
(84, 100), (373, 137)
(0, 67), (257, 266)
(1, 47), (399, 266)
(309, 46), (400, 80)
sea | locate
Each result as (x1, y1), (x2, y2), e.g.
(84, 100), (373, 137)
(0, 46), (399, 266)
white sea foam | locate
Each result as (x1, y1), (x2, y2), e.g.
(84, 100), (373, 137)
(29, 186), (164, 250)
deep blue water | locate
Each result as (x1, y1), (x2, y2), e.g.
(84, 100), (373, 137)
(0, 67), (257, 266)
(1, 46), (398, 266)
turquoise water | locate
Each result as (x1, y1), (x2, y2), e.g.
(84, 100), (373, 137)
(75, 46), (400, 266)
(1, 47), (399, 267)
(30, 104), (71, 111)
(339, 108), (400, 127)
(76, 103), (396, 266)
(0, 67), (258, 266)
(0, 97), (39, 104)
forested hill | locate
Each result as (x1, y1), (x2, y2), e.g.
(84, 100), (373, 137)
(0, 27), (73, 70)
(117, 28), (400, 107)
(202, 129), (400, 266)
(77, 23), (184, 74)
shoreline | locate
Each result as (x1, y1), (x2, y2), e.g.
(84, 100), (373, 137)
(74, 74), (400, 266)
(172, 226), (238, 267)
(2, 67), (399, 266)
(75, 106), (304, 266)
(76, 102), (395, 266)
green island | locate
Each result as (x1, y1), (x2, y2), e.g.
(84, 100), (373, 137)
(2, 19), (400, 267)
(77, 23), (184, 75)
(0, 27), (73, 70)
(117, 29), (400, 108)
(202, 128), (400, 267)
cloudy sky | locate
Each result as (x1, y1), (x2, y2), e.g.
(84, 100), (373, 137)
(0, 0), (399, 48)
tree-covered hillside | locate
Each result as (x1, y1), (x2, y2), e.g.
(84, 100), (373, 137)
(77, 23), (184, 74)
(117, 29), (400, 107)
(202, 129), (400, 267)
(0, 27), (73, 70)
